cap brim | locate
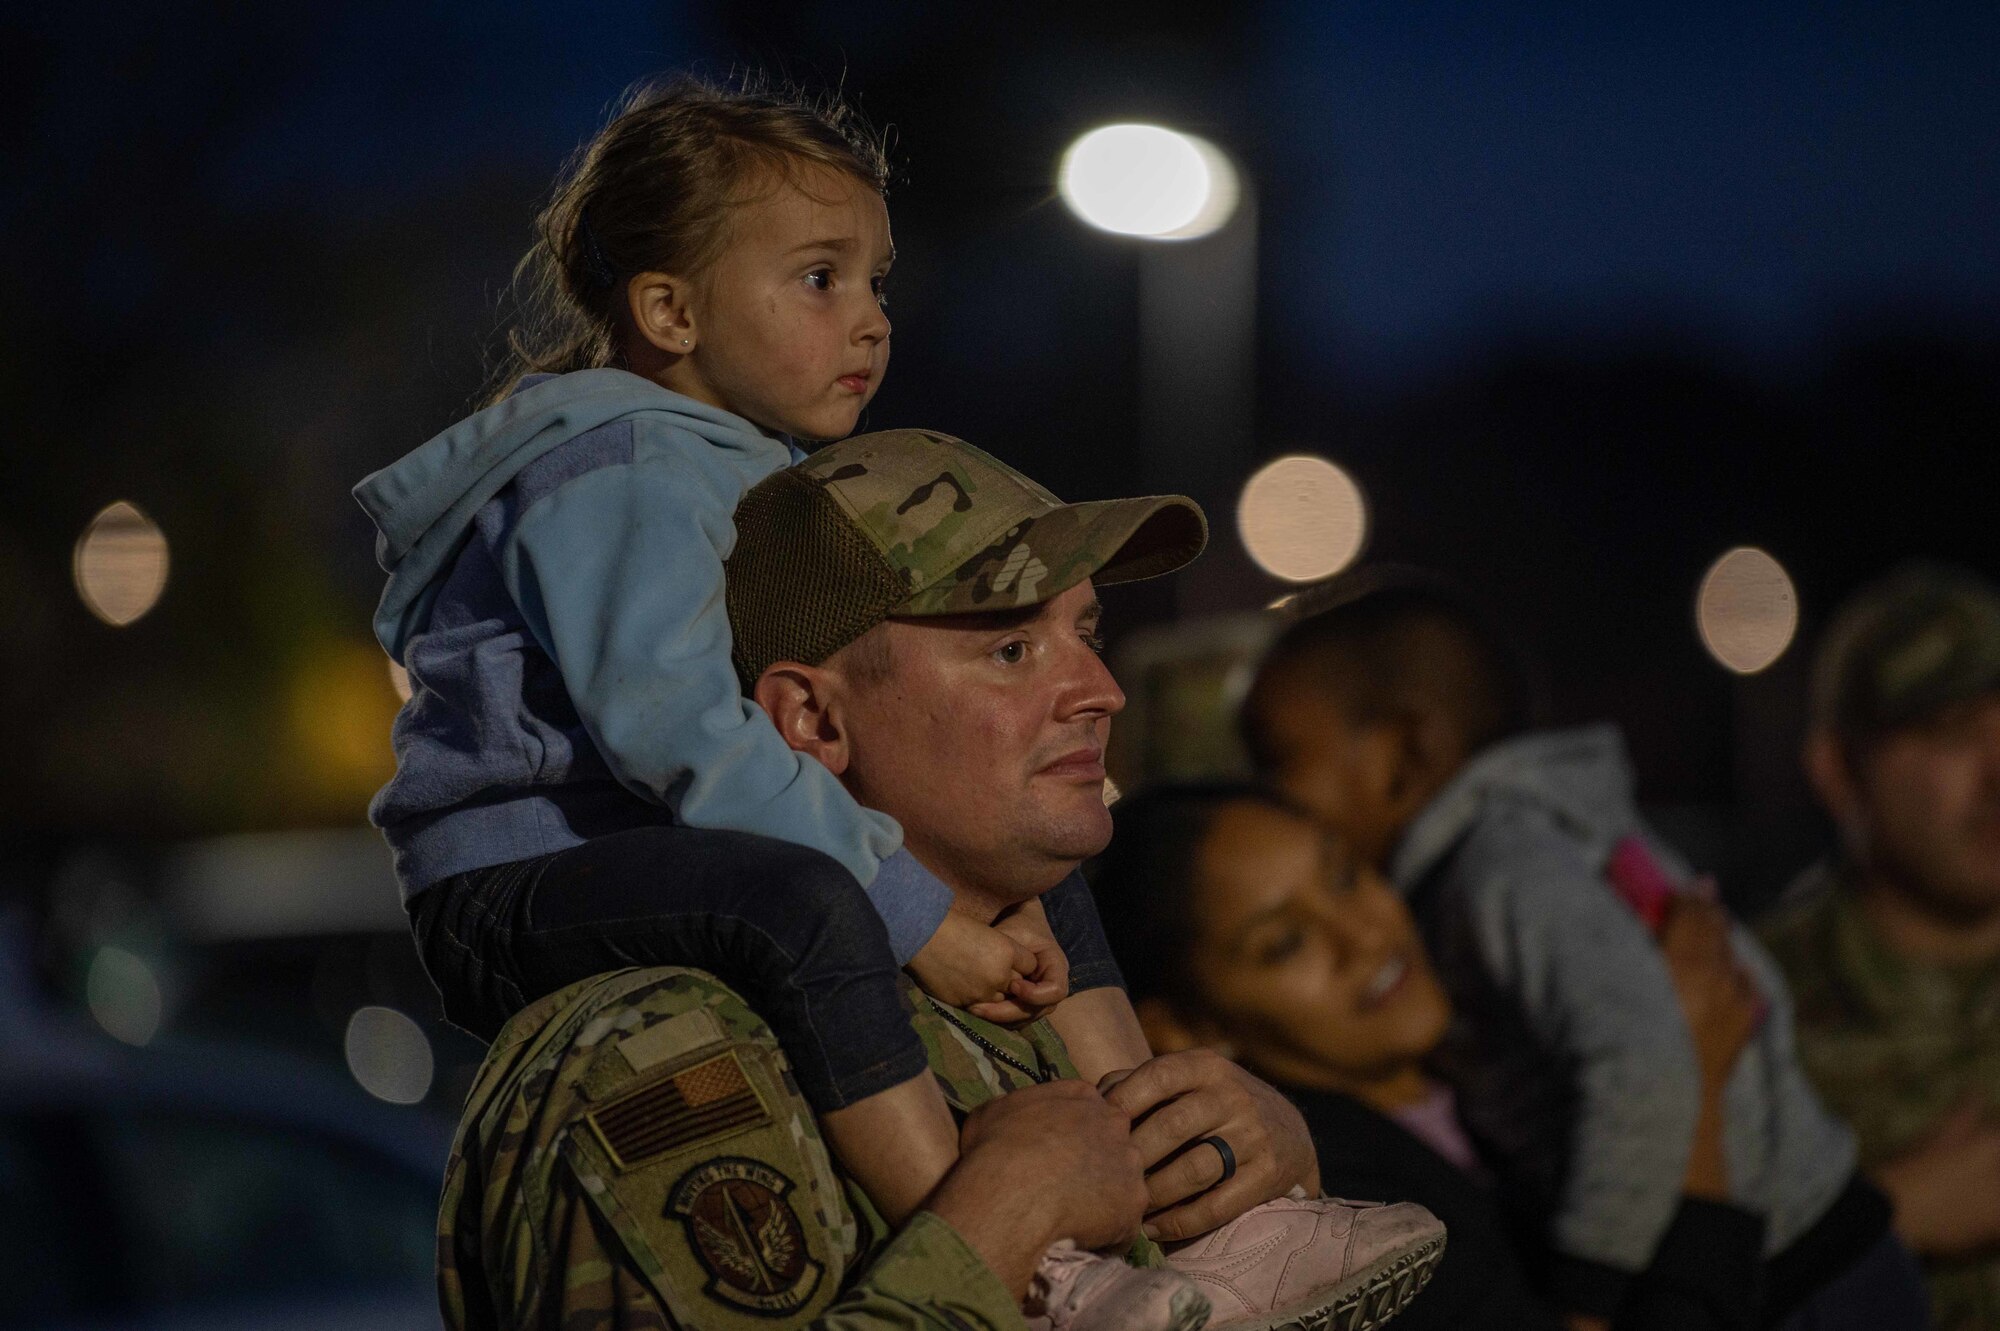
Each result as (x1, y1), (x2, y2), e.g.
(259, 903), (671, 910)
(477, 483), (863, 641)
(893, 494), (1208, 617)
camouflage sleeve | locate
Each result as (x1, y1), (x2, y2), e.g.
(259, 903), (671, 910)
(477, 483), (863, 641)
(437, 969), (1035, 1331)
(796, 1212), (1025, 1331)
(539, 1166), (680, 1331)
(536, 1168), (1021, 1331)
(444, 1136), (1022, 1331)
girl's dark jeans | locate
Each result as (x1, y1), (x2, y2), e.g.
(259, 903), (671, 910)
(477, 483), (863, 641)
(408, 822), (1123, 1114)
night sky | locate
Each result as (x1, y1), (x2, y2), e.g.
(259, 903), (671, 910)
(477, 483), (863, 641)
(6, 2), (1995, 895)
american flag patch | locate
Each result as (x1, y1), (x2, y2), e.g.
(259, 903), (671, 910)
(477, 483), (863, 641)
(588, 1051), (770, 1169)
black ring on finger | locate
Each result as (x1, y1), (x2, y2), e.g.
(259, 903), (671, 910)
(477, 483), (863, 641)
(1199, 1135), (1237, 1184)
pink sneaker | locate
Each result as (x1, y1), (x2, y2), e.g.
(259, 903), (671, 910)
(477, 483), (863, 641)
(1026, 1240), (1212, 1331)
(1166, 1192), (1444, 1331)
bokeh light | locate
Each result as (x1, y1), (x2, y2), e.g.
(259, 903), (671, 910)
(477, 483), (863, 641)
(87, 945), (163, 1046)
(1696, 546), (1799, 674)
(286, 639), (403, 799)
(343, 1005), (435, 1105)
(1059, 124), (1240, 239)
(1237, 455), (1369, 583)
(72, 501), (169, 626)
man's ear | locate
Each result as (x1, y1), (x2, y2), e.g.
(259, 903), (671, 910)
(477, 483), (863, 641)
(1134, 995), (1235, 1061)
(1804, 728), (1864, 845)
(625, 271), (698, 356)
(754, 663), (851, 776)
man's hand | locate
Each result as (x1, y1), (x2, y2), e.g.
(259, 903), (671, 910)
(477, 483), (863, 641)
(928, 1080), (1149, 1295)
(1874, 1098), (2000, 1258)
(1101, 1049), (1322, 1241)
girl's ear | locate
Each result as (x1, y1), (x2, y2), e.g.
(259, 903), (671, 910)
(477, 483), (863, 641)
(625, 271), (698, 356)
(753, 664), (851, 776)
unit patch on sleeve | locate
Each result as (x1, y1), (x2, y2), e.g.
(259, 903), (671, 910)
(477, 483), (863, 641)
(668, 1156), (824, 1315)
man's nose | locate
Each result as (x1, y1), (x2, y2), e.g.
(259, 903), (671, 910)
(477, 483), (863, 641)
(1057, 638), (1126, 722)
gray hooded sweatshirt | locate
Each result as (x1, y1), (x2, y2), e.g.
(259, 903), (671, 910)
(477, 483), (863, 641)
(1390, 725), (1855, 1275)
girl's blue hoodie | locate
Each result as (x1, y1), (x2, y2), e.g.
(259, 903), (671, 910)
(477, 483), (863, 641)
(352, 368), (949, 961)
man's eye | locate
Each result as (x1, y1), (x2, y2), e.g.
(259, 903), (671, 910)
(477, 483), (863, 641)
(1081, 632), (1105, 654)
(871, 274), (889, 307)
(994, 641), (1028, 665)
(805, 269), (833, 291)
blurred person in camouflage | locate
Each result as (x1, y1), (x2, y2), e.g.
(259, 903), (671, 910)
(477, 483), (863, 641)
(436, 430), (1447, 1331)
(1761, 562), (2000, 1330)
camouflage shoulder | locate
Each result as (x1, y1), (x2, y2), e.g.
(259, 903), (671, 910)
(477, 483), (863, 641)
(1753, 862), (1844, 989)
(449, 966), (865, 1331)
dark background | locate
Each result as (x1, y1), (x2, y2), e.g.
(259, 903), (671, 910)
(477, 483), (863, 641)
(6, 9), (1994, 1320)
(6, 0), (1996, 895)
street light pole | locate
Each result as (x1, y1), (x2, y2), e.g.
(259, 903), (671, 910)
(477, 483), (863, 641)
(1137, 192), (1259, 615)
(1059, 123), (1261, 616)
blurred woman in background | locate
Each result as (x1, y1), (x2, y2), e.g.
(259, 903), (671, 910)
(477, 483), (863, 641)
(1091, 783), (1774, 1331)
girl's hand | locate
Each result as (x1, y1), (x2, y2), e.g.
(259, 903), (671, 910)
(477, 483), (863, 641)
(907, 911), (1043, 1017)
(969, 900), (1071, 1026)
(1659, 894), (1762, 1202)
(1659, 895), (1761, 1093)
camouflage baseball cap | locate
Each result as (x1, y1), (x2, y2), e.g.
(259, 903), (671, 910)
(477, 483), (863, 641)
(725, 429), (1207, 689)
(1811, 561), (2000, 740)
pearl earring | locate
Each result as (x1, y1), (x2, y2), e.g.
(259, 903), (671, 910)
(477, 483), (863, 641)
(680, 338), (690, 347)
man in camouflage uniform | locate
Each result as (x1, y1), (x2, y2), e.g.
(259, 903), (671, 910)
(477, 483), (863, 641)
(1760, 563), (2000, 1330)
(439, 430), (1440, 1331)
(437, 964), (1164, 1330)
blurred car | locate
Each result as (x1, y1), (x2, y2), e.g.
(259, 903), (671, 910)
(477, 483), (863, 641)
(0, 1007), (450, 1331)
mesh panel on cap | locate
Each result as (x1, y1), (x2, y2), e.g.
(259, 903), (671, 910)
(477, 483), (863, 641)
(725, 467), (911, 692)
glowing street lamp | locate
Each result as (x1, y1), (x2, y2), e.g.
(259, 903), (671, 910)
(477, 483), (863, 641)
(1059, 124), (1241, 240)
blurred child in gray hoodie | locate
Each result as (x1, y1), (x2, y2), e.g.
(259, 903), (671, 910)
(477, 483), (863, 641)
(1242, 567), (1923, 1328)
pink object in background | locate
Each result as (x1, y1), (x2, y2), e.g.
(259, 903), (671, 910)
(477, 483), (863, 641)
(1605, 837), (1769, 1026)
(1604, 835), (1678, 935)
